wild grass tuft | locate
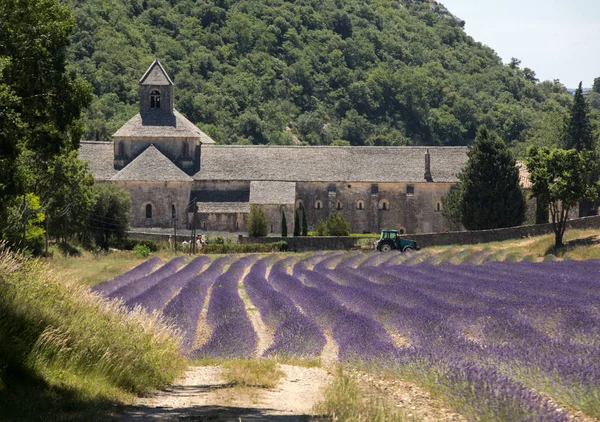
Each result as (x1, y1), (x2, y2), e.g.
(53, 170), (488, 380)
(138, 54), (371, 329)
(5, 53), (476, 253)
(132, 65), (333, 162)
(0, 242), (187, 419)
(222, 358), (284, 388)
(313, 368), (410, 421)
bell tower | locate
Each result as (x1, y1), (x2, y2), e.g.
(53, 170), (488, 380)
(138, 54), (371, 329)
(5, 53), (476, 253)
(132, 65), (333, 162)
(139, 59), (175, 124)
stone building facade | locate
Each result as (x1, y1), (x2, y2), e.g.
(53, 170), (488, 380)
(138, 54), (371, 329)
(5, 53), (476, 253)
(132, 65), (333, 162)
(80, 60), (482, 235)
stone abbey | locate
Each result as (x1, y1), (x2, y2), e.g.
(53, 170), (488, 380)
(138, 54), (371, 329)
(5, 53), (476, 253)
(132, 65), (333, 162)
(80, 60), (470, 235)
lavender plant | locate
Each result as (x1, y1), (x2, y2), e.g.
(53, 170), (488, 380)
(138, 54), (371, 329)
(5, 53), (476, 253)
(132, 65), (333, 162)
(92, 256), (161, 295)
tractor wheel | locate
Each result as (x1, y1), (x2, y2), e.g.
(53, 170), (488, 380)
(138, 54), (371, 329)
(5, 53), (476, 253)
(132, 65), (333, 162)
(403, 246), (415, 253)
(380, 242), (393, 252)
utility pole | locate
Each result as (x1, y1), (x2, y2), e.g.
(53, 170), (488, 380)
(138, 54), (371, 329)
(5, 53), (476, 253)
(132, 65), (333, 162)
(191, 197), (198, 254)
(173, 205), (177, 251)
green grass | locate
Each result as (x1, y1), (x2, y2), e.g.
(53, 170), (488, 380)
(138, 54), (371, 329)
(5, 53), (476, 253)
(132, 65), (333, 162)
(0, 243), (187, 421)
(222, 359), (285, 389)
(313, 368), (410, 421)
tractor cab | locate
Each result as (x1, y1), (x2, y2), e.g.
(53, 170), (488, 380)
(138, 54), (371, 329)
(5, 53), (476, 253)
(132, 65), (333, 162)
(375, 230), (418, 252)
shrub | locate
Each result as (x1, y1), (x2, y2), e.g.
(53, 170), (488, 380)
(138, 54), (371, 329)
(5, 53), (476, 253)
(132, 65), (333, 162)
(202, 241), (287, 254)
(315, 219), (327, 236)
(325, 212), (350, 236)
(246, 205), (268, 237)
(133, 244), (150, 257)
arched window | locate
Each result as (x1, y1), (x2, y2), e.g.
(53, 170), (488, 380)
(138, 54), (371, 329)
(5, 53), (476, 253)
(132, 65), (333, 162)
(378, 199), (389, 210)
(183, 141), (189, 157)
(295, 200), (304, 209)
(336, 201), (343, 210)
(203, 221), (207, 230)
(356, 200), (364, 210)
(150, 90), (161, 109)
(315, 200), (322, 210)
(117, 142), (124, 157)
(436, 202), (442, 212)
(145, 204), (152, 219)
(171, 204), (176, 219)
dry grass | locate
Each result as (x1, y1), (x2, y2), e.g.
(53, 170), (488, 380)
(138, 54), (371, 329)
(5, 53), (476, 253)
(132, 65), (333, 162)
(313, 368), (411, 421)
(222, 359), (285, 388)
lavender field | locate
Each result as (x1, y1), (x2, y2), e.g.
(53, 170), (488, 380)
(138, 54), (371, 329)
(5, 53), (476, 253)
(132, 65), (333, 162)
(96, 251), (600, 421)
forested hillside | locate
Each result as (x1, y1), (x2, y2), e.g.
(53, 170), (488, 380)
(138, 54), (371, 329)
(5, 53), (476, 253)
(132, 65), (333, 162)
(62, 0), (581, 151)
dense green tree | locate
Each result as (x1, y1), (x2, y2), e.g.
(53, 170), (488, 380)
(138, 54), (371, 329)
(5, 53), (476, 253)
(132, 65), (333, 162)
(56, 0), (586, 153)
(88, 184), (131, 250)
(0, 0), (92, 249)
(564, 82), (595, 151)
(293, 209), (300, 237)
(456, 127), (526, 230)
(592, 77), (600, 94)
(281, 210), (287, 237)
(526, 147), (599, 249)
(301, 203), (308, 236)
(246, 205), (268, 237)
(441, 188), (462, 225)
(325, 212), (350, 236)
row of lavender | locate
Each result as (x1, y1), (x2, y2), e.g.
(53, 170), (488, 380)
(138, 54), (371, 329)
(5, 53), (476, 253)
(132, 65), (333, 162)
(93, 252), (600, 420)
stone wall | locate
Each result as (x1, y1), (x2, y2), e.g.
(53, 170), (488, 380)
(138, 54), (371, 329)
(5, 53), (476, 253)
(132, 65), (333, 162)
(241, 215), (600, 251)
(115, 180), (190, 229)
(295, 181), (459, 234)
(114, 137), (199, 174)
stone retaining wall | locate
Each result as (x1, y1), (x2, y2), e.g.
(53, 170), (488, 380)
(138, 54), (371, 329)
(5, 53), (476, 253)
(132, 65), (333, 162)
(240, 215), (600, 251)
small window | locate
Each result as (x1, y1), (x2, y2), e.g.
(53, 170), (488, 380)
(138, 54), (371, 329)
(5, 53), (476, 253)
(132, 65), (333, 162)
(150, 90), (161, 109)
(328, 184), (336, 193)
(337, 201), (343, 210)
(145, 204), (152, 219)
(356, 200), (364, 210)
(171, 204), (176, 219)
(315, 200), (322, 210)
(296, 200), (304, 209)
(203, 221), (207, 230)
(183, 141), (189, 157)
(271, 224), (274, 233)
(436, 202), (442, 212)
(117, 142), (124, 157)
(378, 199), (389, 210)
(406, 185), (414, 196)
(371, 184), (379, 194)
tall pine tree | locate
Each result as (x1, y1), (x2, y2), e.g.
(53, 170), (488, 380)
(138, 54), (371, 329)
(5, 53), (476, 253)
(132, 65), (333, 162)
(293, 209), (300, 236)
(301, 203), (308, 236)
(564, 82), (595, 151)
(458, 127), (526, 230)
(281, 210), (287, 237)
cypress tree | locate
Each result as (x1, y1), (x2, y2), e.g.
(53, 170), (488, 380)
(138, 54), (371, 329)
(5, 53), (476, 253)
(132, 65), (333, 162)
(564, 82), (595, 151)
(458, 126), (526, 230)
(281, 210), (287, 237)
(301, 203), (308, 236)
(293, 209), (300, 236)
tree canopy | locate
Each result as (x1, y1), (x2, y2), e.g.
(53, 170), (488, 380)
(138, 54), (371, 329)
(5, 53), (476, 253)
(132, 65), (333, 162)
(564, 82), (595, 151)
(58, 0), (584, 152)
(444, 127), (526, 230)
(526, 147), (599, 249)
(0, 0), (93, 251)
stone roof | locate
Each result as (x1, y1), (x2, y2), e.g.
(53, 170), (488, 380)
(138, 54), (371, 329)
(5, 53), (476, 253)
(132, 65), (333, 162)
(78, 141), (118, 181)
(250, 181), (296, 204)
(113, 110), (215, 143)
(112, 145), (192, 182)
(196, 202), (251, 214)
(195, 146), (468, 183)
(516, 161), (531, 189)
(139, 59), (174, 86)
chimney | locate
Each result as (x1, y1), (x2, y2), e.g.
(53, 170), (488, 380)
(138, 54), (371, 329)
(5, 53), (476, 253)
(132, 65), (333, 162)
(424, 149), (432, 182)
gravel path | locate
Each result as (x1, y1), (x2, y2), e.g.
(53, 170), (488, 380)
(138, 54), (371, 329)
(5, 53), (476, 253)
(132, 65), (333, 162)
(121, 364), (332, 421)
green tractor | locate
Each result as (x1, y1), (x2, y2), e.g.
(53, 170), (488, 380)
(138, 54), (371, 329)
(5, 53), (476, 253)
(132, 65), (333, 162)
(375, 230), (419, 252)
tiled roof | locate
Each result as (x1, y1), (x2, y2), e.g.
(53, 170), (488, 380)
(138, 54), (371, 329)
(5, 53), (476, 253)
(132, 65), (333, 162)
(196, 202), (251, 213)
(250, 181), (296, 204)
(195, 146), (468, 183)
(112, 145), (192, 182)
(78, 141), (118, 181)
(113, 110), (215, 143)
(139, 59), (174, 86)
